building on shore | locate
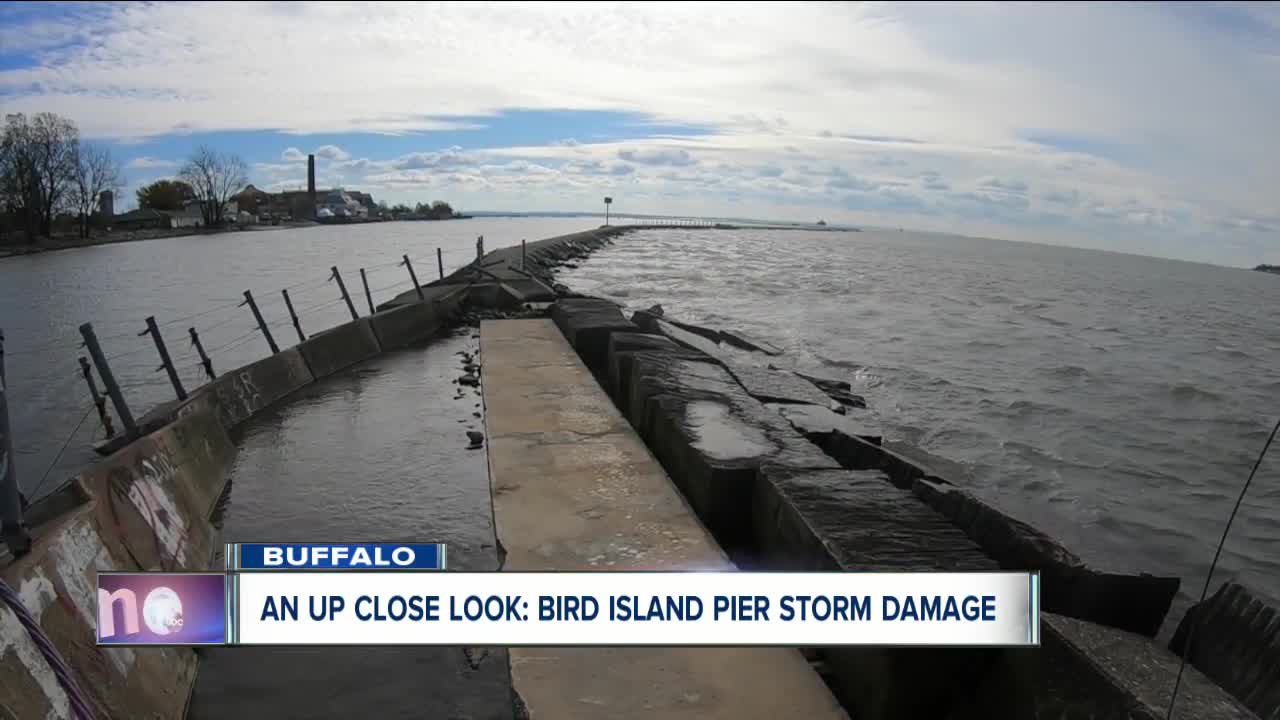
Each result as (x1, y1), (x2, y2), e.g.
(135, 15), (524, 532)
(234, 184), (375, 221)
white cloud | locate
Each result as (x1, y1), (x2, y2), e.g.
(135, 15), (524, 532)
(7, 2), (1274, 262)
(125, 156), (177, 169)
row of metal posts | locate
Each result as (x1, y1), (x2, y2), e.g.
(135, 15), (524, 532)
(7, 220), (621, 561)
(0, 237), (490, 548)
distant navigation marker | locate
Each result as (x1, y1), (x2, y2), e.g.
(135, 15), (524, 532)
(604, 196), (613, 226)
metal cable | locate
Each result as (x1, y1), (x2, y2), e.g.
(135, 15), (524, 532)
(156, 298), (246, 329)
(0, 578), (98, 719)
(27, 404), (96, 512)
(1166, 415), (1280, 719)
(203, 327), (261, 356)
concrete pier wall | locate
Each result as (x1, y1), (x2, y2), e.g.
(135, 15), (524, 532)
(298, 317), (381, 379)
(1, 228), (617, 718)
(546, 295), (1254, 720)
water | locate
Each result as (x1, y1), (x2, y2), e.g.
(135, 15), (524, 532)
(559, 228), (1280, 610)
(190, 329), (512, 718)
(0, 217), (596, 500)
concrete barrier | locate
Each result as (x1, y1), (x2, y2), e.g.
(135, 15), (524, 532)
(753, 464), (999, 720)
(550, 298), (638, 379)
(297, 317), (381, 379)
(1169, 583), (1280, 719)
(370, 291), (463, 350)
(913, 476), (1179, 637)
(0, 505), (198, 720)
(1, 401), (234, 719)
(78, 401), (236, 573)
(203, 348), (313, 430)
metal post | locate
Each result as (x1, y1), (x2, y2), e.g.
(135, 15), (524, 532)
(281, 289), (306, 343)
(79, 356), (115, 437)
(188, 328), (215, 381)
(476, 235), (484, 262)
(402, 255), (425, 301)
(0, 330), (32, 556)
(80, 322), (138, 438)
(437, 247), (444, 280)
(142, 316), (187, 400)
(243, 290), (280, 354)
(360, 268), (375, 315)
(331, 267), (359, 321)
(522, 239), (527, 270)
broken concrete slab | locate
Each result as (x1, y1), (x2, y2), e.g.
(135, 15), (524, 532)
(725, 363), (834, 406)
(751, 465), (998, 720)
(550, 298), (638, 379)
(719, 328), (784, 356)
(913, 476), (1179, 638)
(1169, 583), (1280, 720)
(793, 371), (868, 408)
(766, 403), (883, 446)
(959, 612), (1257, 720)
(625, 350), (838, 549)
(604, 332), (690, 416)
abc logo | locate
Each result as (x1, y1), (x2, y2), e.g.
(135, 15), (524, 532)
(97, 586), (185, 639)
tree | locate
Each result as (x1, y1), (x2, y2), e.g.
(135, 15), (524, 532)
(430, 200), (454, 219)
(135, 179), (196, 211)
(178, 145), (247, 227)
(0, 112), (79, 240)
(69, 144), (124, 239)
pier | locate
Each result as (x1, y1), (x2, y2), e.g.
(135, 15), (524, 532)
(1, 225), (1272, 720)
(481, 318), (846, 718)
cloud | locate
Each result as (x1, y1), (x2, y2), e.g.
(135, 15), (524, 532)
(314, 144), (350, 161)
(11, 2), (1271, 262)
(125, 156), (177, 169)
(617, 148), (697, 166)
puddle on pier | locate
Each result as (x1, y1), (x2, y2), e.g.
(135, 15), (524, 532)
(683, 400), (777, 461)
(188, 328), (512, 720)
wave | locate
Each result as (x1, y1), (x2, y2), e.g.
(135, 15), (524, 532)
(1168, 383), (1222, 403)
(1034, 314), (1072, 328)
(1045, 364), (1091, 380)
(1014, 301), (1050, 312)
(1214, 345), (1256, 361)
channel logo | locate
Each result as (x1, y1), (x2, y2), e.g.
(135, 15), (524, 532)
(96, 573), (227, 645)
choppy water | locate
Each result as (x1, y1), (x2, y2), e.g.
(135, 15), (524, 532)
(0, 217), (595, 500)
(559, 228), (1280, 609)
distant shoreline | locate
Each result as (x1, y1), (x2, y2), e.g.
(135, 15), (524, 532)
(0, 221), (319, 260)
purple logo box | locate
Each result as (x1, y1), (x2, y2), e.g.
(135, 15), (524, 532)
(97, 572), (227, 645)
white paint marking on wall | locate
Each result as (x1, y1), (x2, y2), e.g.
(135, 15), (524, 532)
(128, 458), (190, 567)
(1, 566), (72, 719)
(50, 520), (136, 676)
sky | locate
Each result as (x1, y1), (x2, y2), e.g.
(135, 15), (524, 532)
(2, 1), (1278, 266)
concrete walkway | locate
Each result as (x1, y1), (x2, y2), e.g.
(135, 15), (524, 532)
(480, 319), (847, 720)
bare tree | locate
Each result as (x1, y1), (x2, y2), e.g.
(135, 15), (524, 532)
(1, 113), (79, 240)
(69, 144), (124, 239)
(179, 145), (248, 228)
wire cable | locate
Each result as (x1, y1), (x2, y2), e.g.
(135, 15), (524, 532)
(1166, 415), (1280, 719)
(27, 404), (96, 503)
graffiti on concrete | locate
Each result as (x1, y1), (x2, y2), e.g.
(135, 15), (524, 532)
(214, 370), (263, 426)
(106, 446), (189, 569)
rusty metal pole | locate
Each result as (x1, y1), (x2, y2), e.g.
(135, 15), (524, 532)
(243, 290), (280, 354)
(81, 322), (138, 439)
(331, 267), (359, 321)
(78, 356), (115, 437)
(142, 316), (187, 400)
(0, 330), (32, 556)
(360, 268), (375, 315)
(281, 289), (306, 343)
(188, 328), (215, 381)
(437, 247), (444, 280)
(402, 255), (425, 301)
(522, 239), (526, 270)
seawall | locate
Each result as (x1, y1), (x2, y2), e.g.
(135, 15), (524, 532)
(547, 294), (1258, 720)
(0, 227), (619, 718)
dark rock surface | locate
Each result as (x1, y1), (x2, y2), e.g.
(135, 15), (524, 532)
(549, 298), (637, 378)
(752, 465), (998, 720)
(793, 371), (868, 409)
(603, 332), (687, 417)
(1169, 583), (1280, 719)
(766, 403), (883, 446)
(718, 328), (784, 356)
(913, 476), (1179, 638)
(958, 612), (1257, 720)
(724, 363), (834, 406)
(623, 349), (837, 549)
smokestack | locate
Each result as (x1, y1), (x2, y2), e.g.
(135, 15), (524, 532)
(307, 154), (316, 196)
